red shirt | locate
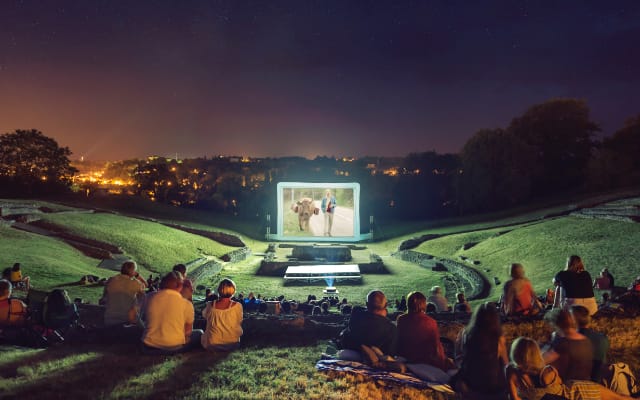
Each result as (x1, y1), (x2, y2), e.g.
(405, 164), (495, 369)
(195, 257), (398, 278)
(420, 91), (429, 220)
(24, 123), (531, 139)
(396, 312), (447, 370)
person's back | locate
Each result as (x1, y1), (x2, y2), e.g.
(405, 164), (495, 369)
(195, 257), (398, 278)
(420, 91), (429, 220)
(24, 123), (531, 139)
(102, 262), (145, 326)
(453, 304), (508, 397)
(142, 272), (197, 351)
(571, 305), (609, 382)
(396, 291), (447, 369)
(201, 278), (243, 351)
(428, 286), (449, 312)
(544, 309), (594, 382)
(44, 289), (79, 331)
(339, 290), (396, 355)
(0, 280), (28, 328)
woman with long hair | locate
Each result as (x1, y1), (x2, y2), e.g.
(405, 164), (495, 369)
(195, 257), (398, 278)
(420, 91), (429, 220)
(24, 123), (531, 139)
(452, 303), (508, 398)
(553, 255), (598, 315)
(501, 263), (541, 316)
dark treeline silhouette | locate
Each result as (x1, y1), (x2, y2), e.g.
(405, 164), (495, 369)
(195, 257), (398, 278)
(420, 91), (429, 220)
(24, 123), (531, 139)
(3, 99), (639, 222)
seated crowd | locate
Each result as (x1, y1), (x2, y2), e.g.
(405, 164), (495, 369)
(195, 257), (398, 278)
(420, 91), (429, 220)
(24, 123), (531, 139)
(2, 255), (640, 399)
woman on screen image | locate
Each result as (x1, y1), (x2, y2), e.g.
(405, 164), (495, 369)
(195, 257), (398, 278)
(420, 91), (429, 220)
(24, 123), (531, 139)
(321, 190), (337, 236)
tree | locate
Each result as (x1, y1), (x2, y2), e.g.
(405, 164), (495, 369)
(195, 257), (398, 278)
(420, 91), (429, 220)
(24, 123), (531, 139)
(508, 98), (600, 192)
(591, 113), (640, 187)
(458, 128), (535, 213)
(0, 129), (77, 195)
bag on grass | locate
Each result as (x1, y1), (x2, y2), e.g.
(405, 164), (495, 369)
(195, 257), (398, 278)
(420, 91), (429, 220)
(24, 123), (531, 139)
(601, 362), (640, 396)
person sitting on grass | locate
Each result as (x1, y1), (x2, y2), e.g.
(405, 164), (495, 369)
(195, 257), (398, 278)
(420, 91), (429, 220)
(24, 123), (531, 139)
(100, 261), (147, 327)
(451, 303), (508, 399)
(141, 271), (202, 354)
(172, 264), (194, 302)
(201, 278), (243, 352)
(9, 263), (30, 291)
(454, 292), (472, 314)
(501, 263), (541, 316)
(542, 308), (593, 382)
(396, 291), (450, 371)
(0, 279), (28, 328)
(428, 286), (450, 312)
(338, 290), (397, 359)
(570, 305), (609, 382)
(506, 336), (631, 400)
(594, 268), (613, 290)
(44, 288), (80, 334)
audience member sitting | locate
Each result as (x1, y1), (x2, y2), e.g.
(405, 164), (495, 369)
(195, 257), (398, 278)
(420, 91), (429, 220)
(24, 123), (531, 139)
(100, 261), (147, 327)
(396, 296), (407, 312)
(427, 286), (450, 312)
(501, 263), (541, 316)
(320, 301), (330, 315)
(553, 255), (598, 315)
(141, 271), (202, 354)
(280, 300), (291, 314)
(506, 337), (567, 400)
(396, 291), (450, 370)
(542, 308), (593, 382)
(172, 264), (193, 302)
(627, 276), (640, 292)
(43, 288), (80, 333)
(9, 263), (30, 291)
(506, 337), (629, 400)
(571, 305), (609, 382)
(426, 302), (437, 314)
(0, 280), (28, 328)
(201, 278), (243, 351)
(2, 267), (11, 281)
(594, 268), (613, 290)
(452, 303), (508, 399)
(454, 292), (472, 314)
(338, 290), (396, 357)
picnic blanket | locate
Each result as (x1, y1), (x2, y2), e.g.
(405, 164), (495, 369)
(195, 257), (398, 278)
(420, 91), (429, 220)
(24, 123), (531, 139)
(315, 359), (455, 394)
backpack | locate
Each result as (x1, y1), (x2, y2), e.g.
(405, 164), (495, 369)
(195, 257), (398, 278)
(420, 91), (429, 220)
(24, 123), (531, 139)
(601, 362), (640, 396)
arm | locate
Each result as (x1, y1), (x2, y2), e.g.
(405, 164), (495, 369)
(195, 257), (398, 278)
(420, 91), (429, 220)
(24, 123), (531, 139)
(505, 365), (522, 400)
(133, 272), (147, 289)
(542, 348), (559, 365)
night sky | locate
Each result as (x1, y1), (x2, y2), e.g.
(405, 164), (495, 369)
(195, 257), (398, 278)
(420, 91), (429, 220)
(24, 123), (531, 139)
(1, 1), (639, 160)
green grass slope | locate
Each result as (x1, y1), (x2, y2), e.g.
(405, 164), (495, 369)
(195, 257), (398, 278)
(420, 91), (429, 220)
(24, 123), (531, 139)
(0, 224), (112, 299)
(415, 215), (640, 301)
(40, 212), (237, 272)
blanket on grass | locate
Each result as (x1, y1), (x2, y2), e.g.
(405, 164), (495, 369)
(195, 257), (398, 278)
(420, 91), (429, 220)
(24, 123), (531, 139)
(315, 359), (455, 394)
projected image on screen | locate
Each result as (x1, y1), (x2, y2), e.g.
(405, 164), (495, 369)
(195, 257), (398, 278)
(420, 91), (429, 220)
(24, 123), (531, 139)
(277, 182), (360, 240)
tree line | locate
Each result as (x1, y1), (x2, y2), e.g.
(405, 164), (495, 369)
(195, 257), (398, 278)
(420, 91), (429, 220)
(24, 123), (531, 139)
(1, 98), (639, 221)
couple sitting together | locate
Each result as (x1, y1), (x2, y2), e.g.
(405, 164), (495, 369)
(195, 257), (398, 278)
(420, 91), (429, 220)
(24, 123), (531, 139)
(101, 261), (243, 354)
(336, 289), (453, 379)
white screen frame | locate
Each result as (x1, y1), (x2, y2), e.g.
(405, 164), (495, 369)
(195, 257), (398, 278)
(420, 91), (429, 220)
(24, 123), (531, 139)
(273, 182), (364, 242)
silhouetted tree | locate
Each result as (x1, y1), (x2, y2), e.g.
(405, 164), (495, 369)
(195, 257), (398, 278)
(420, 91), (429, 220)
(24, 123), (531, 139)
(590, 113), (640, 188)
(458, 128), (534, 213)
(0, 129), (76, 195)
(508, 98), (599, 192)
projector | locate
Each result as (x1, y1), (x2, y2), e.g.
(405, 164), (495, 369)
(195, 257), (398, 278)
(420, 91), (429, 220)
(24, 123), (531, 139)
(323, 286), (338, 294)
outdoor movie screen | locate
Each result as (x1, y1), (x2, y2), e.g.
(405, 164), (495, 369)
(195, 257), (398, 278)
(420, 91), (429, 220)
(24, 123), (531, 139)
(276, 182), (361, 241)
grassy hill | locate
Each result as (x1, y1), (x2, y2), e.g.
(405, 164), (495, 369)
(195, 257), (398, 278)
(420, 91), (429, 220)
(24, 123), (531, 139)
(2, 195), (640, 399)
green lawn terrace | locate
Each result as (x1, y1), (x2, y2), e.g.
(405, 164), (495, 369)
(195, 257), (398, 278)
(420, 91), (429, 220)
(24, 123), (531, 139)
(2, 194), (640, 399)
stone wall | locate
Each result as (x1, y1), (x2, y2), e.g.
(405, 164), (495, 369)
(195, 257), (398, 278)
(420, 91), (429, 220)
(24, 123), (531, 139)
(393, 250), (491, 300)
(221, 247), (252, 262)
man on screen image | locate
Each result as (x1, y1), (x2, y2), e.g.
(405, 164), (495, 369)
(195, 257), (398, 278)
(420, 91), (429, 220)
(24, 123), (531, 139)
(321, 190), (336, 236)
